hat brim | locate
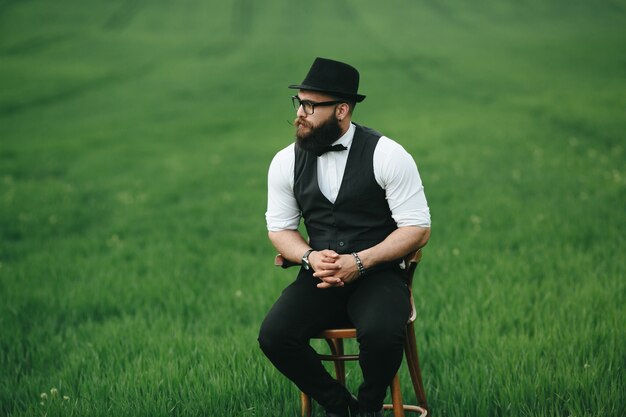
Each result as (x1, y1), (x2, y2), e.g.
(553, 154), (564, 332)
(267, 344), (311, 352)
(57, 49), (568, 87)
(289, 84), (366, 103)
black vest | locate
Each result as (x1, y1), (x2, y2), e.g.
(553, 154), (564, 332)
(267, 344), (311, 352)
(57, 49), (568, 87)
(294, 124), (397, 254)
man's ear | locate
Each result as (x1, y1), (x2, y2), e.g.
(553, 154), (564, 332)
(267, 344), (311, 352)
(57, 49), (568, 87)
(336, 103), (349, 121)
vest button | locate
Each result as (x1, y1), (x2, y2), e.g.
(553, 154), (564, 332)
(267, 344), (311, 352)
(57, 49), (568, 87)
(338, 241), (345, 247)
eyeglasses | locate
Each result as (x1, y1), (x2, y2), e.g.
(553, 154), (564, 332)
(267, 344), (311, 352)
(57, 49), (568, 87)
(291, 95), (344, 115)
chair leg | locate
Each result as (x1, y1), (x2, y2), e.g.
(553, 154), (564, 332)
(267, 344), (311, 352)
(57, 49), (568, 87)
(390, 373), (406, 417)
(325, 338), (346, 385)
(300, 391), (312, 417)
(404, 323), (428, 410)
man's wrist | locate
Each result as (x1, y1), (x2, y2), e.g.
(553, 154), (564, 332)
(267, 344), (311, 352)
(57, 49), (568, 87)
(351, 252), (366, 276)
(301, 249), (314, 270)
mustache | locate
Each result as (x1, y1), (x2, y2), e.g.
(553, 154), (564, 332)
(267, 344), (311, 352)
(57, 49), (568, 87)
(293, 117), (312, 128)
(286, 118), (313, 127)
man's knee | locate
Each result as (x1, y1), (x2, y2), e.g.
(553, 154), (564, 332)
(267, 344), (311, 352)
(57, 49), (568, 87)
(258, 318), (278, 355)
(258, 316), (296, 357)
(357, 320), (406, 352)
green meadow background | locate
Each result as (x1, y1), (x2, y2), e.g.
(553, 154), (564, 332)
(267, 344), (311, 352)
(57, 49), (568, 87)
(1, 1), (625, 416)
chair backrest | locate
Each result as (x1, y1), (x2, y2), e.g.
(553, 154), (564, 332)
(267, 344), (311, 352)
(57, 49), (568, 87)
(404, 249), (422, 286)
(404, 249), (423, 324)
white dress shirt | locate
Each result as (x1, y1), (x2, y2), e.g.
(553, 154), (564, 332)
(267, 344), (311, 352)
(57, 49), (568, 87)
(266, 123), (431, 232)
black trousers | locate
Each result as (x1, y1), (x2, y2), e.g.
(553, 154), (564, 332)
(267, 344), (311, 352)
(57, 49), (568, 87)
(258, 266), (411, 413)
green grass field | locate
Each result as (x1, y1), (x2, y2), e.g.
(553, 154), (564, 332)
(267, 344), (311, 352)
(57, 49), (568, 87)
(1, 1), (625, 416)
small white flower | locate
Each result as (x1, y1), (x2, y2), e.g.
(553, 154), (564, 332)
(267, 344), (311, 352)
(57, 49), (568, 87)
(470, 215), (482, 225)
(63, 395), (70, 401)
(40, 393), (48, 400)
(50, 387), (58, 397)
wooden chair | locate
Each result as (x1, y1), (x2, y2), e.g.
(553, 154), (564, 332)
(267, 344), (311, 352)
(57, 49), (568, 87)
(274, 250), (429, 417)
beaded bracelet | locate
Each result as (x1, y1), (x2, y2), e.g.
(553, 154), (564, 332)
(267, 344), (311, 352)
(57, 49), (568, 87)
(351, 252), (366, 276)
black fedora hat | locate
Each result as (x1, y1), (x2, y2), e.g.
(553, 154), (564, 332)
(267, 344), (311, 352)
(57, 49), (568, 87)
(289, 57), (366, 103)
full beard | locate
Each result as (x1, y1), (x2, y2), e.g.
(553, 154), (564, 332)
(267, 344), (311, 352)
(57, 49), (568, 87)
(294, 114), (342, 155)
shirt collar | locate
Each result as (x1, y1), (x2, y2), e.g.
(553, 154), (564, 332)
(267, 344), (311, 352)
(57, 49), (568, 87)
(332, 123), (355, 149)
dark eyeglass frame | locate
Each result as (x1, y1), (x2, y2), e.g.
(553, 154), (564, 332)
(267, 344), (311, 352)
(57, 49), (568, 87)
(291, 95), (345, 115)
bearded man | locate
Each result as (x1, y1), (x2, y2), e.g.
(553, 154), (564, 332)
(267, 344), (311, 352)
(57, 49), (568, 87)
(259, 57), (431, 417)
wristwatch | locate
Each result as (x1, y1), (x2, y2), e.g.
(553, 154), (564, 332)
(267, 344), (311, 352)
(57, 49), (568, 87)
(301, 249), (314, 270)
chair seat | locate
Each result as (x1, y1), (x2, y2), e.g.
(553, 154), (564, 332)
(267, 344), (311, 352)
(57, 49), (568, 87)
(316, 328), (357, 339)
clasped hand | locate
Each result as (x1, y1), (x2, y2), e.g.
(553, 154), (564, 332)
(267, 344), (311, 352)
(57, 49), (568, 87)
(308, 250), (360, 289)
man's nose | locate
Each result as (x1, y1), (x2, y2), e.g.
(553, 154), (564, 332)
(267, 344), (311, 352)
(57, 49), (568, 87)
(296, 104), (307, 118)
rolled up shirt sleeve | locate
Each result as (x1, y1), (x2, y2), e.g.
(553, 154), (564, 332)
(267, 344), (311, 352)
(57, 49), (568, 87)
(266, 144), (301, 232)
(374, 137), (431, 228)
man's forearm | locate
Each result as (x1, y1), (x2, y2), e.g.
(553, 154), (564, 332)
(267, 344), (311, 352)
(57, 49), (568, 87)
(269, 226), (430, 270)
(268, 230), (311, 264)
(358, 226), (430, 269)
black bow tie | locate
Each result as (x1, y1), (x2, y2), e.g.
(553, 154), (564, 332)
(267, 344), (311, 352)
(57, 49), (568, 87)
(315, 144), (348, 157)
